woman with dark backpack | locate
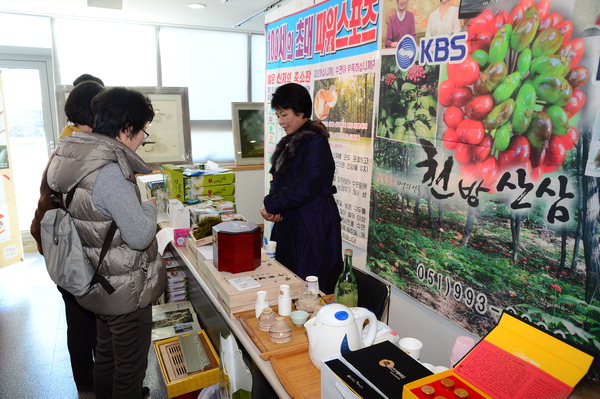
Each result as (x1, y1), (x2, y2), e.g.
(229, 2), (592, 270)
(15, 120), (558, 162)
(44, 87), (166, 399)
(31, 78), (104, 394)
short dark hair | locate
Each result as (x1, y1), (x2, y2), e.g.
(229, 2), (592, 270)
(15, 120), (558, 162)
(73, 74), (104, 87)
(91, 87), (154, 139)
(271, 83), (312, 119)
(64, 81), (105, 127)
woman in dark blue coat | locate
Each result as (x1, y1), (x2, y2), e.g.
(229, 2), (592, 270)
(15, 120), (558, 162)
(261, 83), (342, 294)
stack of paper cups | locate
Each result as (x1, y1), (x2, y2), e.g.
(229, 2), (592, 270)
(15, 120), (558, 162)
(278, 284), (291, 316)
(265, 240), (277, 258)
(255, 290), (268, 319)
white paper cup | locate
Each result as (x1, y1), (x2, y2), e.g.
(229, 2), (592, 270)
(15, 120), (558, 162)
(255, 290), (268, 319)
(398, 337), (423, 360)
(279, 284), (290, 296)
(265, 240), (277, 258)
(306, 275), (319, 294)
(450, 335), (476, 367)
(278, 284), (291, 316)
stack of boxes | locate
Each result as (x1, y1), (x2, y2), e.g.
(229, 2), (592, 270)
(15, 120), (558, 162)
(185, 173), (235, 203)
(166, 268), (188, 303)
(162, 249), (189, 303)
(161, 164), (235, 204)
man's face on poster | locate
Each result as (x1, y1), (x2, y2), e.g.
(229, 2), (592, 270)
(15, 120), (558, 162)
(397, 0), (408, 12)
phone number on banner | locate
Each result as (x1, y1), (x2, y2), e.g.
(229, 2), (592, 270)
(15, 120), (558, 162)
(416, 263), (502, 318)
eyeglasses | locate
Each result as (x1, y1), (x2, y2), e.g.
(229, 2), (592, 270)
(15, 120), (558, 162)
(142, 129), (150, 140)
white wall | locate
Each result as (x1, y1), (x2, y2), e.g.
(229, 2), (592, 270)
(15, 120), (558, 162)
(234, 168), (265, 225)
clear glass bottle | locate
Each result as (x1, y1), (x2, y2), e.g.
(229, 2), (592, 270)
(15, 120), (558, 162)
(333, 249), (358, 307)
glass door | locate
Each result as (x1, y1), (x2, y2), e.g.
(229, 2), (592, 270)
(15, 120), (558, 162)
(0, 53), (57, 246)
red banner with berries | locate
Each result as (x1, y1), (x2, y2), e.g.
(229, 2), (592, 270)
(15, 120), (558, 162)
(369, 0), (599, 386)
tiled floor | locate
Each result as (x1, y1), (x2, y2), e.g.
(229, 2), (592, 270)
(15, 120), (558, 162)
(0, 252), (168, 399)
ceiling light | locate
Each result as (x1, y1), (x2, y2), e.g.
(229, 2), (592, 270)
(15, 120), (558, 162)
(188, 3), (206, 9)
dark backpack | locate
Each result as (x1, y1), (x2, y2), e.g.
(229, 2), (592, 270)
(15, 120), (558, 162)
(40, 185), (116, 296)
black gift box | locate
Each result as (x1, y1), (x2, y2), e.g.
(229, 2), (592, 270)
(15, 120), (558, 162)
(325, 341), (432, 399)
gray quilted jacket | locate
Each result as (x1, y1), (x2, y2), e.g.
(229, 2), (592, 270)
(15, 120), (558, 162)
(46, 132), (166, 316)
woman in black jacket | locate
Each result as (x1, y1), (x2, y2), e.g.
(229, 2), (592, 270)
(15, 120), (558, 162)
(261, 83), (342, 293)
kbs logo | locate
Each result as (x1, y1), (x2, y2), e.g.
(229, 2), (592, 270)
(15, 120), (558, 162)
(395, 33), (468, 71)
(395, 35), (417, 71)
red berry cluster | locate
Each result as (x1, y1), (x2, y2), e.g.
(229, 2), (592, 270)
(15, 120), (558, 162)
(384, 73), (397, 86)
(406, 65), (427, 83)
(439, 0), (587, 188)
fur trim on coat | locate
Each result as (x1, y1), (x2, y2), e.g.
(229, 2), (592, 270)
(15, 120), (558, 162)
(270, 120), (329, 174)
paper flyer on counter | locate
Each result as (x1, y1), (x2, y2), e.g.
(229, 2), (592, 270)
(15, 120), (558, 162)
(151, 300), (201, 341)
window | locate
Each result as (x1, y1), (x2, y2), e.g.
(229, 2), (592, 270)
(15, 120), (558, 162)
(7, 12), (265, 163)
(251, 34), (265, 103)
(160, 27), (248, 120)
(0, 14), (51, 48)
(190, 121), (234, 163)
(53, 18), (157, 86)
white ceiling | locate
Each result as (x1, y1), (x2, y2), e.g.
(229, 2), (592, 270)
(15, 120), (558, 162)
(0, 0), (291, 33)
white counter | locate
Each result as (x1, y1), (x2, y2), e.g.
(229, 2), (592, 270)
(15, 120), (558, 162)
(169, 243), (291, 399)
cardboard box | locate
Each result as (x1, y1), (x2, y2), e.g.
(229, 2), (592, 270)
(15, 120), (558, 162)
(186, 172), (235, 187)
(162, 164), (186, 202)
(136, 173), (164, 200)
(136, 173), (169, 213)
(185, 183), (235, 198)
(154, 330), (220, 398)
(162, 165), (235, 202)
(403, 312), (594, 399)
(321, 358), (381, 399)
(322, 341), (432, 399)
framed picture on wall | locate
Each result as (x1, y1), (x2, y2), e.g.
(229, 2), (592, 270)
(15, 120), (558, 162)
(458, 0), (518, 19)
(56, 86), (192, 168)
(231, 102), (264, 166)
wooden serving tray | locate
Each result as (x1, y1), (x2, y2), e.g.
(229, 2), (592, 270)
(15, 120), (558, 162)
(237, 310), (308, 360)
(270, 350), (320, 399)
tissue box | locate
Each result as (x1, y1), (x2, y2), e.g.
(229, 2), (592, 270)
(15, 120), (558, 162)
(402, 312), (594, 399)
(174, 228), (190, 247)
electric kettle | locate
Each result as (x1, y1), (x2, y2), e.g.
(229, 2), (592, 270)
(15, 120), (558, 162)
(304, 303), (377, 369)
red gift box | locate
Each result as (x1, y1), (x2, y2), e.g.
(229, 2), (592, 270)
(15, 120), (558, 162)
(212, 221), (261, 273)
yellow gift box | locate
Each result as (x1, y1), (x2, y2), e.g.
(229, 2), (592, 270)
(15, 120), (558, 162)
(403, 312), (594, 399)
(154, 330), (220, 398)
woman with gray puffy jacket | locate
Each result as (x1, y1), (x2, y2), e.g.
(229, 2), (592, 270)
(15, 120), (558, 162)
(46, 87), (166, 399)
